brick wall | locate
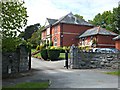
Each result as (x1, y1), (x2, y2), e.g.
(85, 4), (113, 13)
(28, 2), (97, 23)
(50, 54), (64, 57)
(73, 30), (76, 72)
(41, 30), (47, 40)
(115, 40), (120, 50)
(42, 23), (93, 47)
(62, 24), (93, 46)
(51, 24), (61, 46)
(97, 35), (116, 48)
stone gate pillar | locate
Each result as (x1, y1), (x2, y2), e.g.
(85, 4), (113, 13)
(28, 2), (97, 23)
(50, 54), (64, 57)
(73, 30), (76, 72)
(70, 45), (79, 69)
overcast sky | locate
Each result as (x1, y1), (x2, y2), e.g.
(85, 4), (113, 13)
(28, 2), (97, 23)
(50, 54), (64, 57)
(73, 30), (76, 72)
(24, 0), (119, 26)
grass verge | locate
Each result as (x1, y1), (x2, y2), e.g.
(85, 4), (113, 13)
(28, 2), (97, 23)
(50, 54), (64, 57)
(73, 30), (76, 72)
(105, 70), (120, 76)
(2, 82), (49, 89)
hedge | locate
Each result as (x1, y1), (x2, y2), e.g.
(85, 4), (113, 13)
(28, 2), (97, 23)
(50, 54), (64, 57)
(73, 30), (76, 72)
(41, 49), (48, 60)
(47, 49), (60, 61)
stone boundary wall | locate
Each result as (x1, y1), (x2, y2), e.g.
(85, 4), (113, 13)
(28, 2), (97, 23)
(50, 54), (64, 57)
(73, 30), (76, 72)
(2, 45), (29, 78)
(69, 46), (120, 69)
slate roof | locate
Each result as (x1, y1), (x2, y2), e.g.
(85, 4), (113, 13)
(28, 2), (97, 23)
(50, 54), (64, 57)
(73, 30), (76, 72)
(113, 35), (120, 40)
(47, 18), (58, 25)
(42, 12), (93, 31)
(79, 26), (118, 38)
(53, 12), (93, 26)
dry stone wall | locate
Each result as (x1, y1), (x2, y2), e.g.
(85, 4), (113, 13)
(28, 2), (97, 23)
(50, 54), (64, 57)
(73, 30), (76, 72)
(70, 46), (120, 69)
(2, 45), (29, 78)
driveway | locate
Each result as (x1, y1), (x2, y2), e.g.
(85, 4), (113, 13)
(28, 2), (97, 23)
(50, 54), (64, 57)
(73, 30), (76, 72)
(3, 57), (119, 89)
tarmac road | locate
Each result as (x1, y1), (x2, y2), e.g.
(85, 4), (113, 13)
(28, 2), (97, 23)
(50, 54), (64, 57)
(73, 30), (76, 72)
(31, 58), (119, 88)
(3, 57), (119, 89)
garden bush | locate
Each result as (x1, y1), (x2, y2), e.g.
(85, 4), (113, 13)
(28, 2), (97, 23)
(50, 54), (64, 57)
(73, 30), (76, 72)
(39, 45), (45, 51)
(36, 45), (40, 51)
(49, 41), (53, 46)
(2, 37), (31, 52)
(47, 49), (60, 60)
(2, 37), (19, 52)
(56, 47), (65, 53)
(62, 46), (70, 52)
(41, 49), (48, 60)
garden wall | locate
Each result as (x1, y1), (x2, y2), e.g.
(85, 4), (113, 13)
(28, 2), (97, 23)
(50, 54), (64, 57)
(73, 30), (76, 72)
(70, 46), (120, 69)
(2, 45), (29, 78)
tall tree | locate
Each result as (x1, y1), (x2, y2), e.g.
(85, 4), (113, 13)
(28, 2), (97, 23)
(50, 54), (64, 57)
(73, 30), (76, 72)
(24, 23), (41, 40)
(90, 5), (120, 34)
(1, 1), (29, 52)
(112, 5), (120, 34)
(27, 26), (45, 47)
(1, 1), (28, 37)
(74, 14), (84, 20)
(90, 11), (113, 29)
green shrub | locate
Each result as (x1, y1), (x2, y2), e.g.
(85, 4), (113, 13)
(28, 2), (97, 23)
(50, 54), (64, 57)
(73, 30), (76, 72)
(47, 46), (51, 49)
(2, 37), (31, 52)
(39, 45), (45, 51)
(41, 49), (48, 60)
(36, 45), (40, 51)
(50, 46), (56, 49)
(62, 46), (70, 52)
(49, 41), (53, 46)
(47, 49), (60, 60)
(57, 47), (65, 53)
(2, 37), (18, 52)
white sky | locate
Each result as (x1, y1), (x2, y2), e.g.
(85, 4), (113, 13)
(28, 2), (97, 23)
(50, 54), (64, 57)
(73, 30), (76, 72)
(24, 0), (119, 26)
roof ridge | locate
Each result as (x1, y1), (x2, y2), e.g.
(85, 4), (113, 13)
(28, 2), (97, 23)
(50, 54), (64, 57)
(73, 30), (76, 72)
(99, 26), (118, 35)
(58, 12), (73, 22)
(53, 12), (73, 25)
(47, 18), (58, 20)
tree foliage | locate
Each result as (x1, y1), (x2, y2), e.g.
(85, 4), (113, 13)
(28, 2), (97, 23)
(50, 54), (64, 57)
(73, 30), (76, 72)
(1, 1), (28, 37)
(24, 23), (40, 40)
(1, 1), (30, 52)
(90, 11), (113, 30)
(27, 26), (45, 47)
(112, 5), (120, 34)
(90, 5), (120, 34)
(74, 14), (84, 20)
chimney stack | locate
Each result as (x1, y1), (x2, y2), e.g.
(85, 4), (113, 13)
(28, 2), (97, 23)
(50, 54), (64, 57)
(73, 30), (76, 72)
(97, 26), (101, 33)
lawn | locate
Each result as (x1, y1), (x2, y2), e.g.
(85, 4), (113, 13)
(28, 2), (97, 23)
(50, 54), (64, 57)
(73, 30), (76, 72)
(59, 53), (70, 59)
(33, 53), (41, 58)
(59, 53), (65, 59)
(31, 49), (37, 53)
(2, 82), (49, 89)
(31, 49), (41, 58)
(105, 70), (120, 76)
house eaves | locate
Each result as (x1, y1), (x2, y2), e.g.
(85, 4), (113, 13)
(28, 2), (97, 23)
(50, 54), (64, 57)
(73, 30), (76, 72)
(41, 25), (50, 32)
(47, 18), (58, 25)
(113, 35), (120, 40)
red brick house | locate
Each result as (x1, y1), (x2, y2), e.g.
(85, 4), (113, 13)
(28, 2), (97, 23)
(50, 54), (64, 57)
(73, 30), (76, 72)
(113, 35), (120, 50)
(41, 12), (93, 46)
(79, 26), (118, 48)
